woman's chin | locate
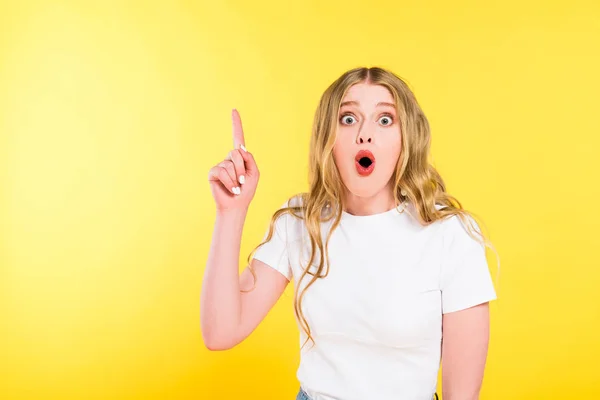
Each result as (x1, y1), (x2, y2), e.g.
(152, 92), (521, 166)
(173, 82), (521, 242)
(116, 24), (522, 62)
(343, 181), (386, 199)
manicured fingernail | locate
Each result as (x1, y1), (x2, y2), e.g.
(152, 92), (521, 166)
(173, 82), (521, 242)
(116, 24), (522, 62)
(240, 144), (247, 152)
(239, 175), (245, 184)
(232, 187), (238, 195)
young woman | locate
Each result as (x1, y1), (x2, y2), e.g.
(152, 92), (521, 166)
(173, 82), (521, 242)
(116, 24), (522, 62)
(202, 67), (498, 400)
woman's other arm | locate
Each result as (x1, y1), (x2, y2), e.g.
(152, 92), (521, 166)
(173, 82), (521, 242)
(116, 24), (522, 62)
(441, 303), (491, 400)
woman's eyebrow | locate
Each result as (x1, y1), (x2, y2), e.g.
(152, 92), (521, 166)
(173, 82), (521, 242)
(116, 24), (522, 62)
(340, 101), (396, 108)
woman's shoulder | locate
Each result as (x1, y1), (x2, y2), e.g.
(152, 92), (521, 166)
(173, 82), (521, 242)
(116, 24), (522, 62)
(272, 193), (335, 238)
(433, 206), (484, 252)
(268, 194), (308, 239)
(276, 193), (307, 218)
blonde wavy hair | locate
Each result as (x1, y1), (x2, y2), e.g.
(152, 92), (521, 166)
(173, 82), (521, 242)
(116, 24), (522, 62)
(245, 66), (500, 349)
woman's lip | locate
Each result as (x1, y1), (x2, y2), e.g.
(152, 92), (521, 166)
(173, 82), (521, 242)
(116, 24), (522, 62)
(355, 149), (375, 162)
(355, 159), (375, 176)
(354, 149), (375, 176)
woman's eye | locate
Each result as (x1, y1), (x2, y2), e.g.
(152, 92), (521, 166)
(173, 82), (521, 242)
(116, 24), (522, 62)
(378, 115), (393, 126)
(340, 115), (357, 125)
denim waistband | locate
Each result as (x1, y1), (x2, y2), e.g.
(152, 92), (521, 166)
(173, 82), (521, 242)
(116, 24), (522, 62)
(296, 387), (439, 400)
(296, 387), (311, 400)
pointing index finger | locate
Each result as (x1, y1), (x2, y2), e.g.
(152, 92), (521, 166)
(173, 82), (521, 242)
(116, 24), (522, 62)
(231, 109), (245, 150)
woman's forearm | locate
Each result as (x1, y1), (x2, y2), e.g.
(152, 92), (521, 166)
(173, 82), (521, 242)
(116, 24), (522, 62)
(200, 208), (248, 349)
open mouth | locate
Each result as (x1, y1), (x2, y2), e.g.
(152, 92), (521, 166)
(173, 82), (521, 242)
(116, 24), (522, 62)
(355, 150), (375, 176)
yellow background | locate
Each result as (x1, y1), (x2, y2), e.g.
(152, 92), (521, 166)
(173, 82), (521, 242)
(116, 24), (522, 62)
(1, 1), (599, 399)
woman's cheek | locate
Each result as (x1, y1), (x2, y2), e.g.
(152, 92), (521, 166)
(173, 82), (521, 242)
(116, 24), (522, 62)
(332, 144), (350, 178)
(379, 143), (402, 178)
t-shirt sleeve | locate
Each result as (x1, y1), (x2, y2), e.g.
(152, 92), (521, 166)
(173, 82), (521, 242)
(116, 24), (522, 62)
(252, 202), (293, 281)
(440, 215), (497, 314)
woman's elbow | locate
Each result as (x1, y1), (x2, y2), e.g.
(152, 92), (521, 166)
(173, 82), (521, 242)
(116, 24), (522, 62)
(201, 329), (241, 351)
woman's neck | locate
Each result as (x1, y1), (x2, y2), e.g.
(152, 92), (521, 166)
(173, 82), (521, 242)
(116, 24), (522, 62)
(342, 186), (398, 216)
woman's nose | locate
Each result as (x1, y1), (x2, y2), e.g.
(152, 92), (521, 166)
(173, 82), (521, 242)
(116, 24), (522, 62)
(357, 130), (373, 144)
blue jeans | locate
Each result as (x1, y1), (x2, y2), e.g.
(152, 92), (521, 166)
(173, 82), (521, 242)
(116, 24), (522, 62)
(296, 388), (310, 400)
(296, 387), (439, 400)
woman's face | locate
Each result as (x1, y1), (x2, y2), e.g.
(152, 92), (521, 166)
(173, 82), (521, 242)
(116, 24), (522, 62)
(333, 83), (402, 200)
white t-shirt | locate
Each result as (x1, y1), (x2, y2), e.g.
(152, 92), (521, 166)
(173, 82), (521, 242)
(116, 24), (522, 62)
(253, 196), (497, 400)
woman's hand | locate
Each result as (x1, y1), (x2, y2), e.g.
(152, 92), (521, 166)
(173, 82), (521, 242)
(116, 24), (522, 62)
(208, 109), (259, 212)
